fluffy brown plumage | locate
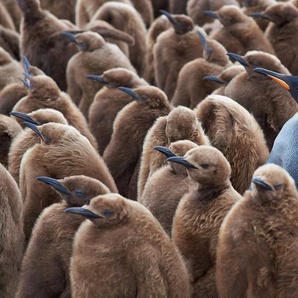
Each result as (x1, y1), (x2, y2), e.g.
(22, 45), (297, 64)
(67, 193), (191, 297)
(170, 145), (242, 297)
(217, 164), (298, 297)
(196, 94), (269, 194)
(0, 25), (20, 60)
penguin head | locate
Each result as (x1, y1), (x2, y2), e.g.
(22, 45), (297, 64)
(217, 5), (247, 26)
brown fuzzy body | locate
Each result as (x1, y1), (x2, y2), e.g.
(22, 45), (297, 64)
(12, 74), (98, 149)
(217, 164), (298, 297)
(0, 26), (20, 60)
(0, 114), (22, 168)
(209, 5), (275, 55)
(138, 106), (209, 198)
(92, 2), (147, 76)
(88, 68), (148, 155)
(20, 123), (117, 242)
(140, 140), (198, 236)
(0, 164), (25, 298)
(70, 194), (191, 297)
(172, 146), (242, 297)
(18, 0), (78, 91)
(103, 86), (172, 200)
(224, 51), (297, 150)
(66, 32), (135, 119)
(169, 0), (188, 14)
(0, 0), (22, 31)
(196, 95), (269, 194)
(130, 0), (153, 28)
(0, 2), (15, 30)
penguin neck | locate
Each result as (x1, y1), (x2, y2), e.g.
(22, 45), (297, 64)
(196, 182), (229, 202)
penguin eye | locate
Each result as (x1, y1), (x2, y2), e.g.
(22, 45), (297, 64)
(73, 189), (86, 197)
(103, 210), (113, 218)
(200, 164), (209, 169)
(79, 42), (88, 50)
(274, 184), (282, 191)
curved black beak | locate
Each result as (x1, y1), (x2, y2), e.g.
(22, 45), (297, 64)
(64, 207), (101, 218)
(249, 12), (271, 20)
(227, 52), (249, 67)
(22, 122), (50, 144)
(166, 156), (197, 169)
(20, 78), (31, 89)
(61, 31), (77, 43)
(117, 87), (140, 100)
(36, 176), (71, 196)
(252, 177), (273, 191)
(22, 55), (31, 74)
(154, 146), (175, 158)
(197, 31), (212, 56)
(9, 111), (38, 125)
(159, 9), (177, 25)
(86, 74), (109, 84)
(203, 75), (225, 84)
(203, 10), (218, 19)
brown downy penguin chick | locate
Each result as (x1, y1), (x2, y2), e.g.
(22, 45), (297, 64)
(8, 108), (68, 184)
(169, 145), (242, 297)
(67, 193), (191, 297)
(11, 73), (98, 149)
(206, 5), (275, 55)
(140, 140), (198, 236)
(0, 114), (22, 168)
(154, 11), (204, 99)
(138, 106), (210, 198)
(171, 32), (231, 108)
(103, 86), (172, 200)
(203, 64), (244, 96)
(19, 122), (117, 241)
(88, 67), (149, 155)
(64, 31), (135, 119)
(18, 0), (78, 91)
(92, 2), (147, 76)
(16, 175), (110, 298)
(256, 2), (298, 75)
(195, 94), (269, 194)
(224, 50), (297, 149)
(0, 0), (22, 31)
(143, 15), (171, 85)
(39, 0), (77, 23)
(0, 47), (23, 90)
(0, 163), (25, 298)
(217, 164), (298, 297)
(0, 25), (20, 61)
(187, 0), (240, 27)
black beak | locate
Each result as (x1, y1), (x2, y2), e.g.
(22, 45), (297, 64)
(36, 176), (71, 196)
(203, 75), (225, 84)
(20, 78), (31, 89)
(166, 156), (197, 169)
(252, 177), (273, 191)
(22, 55), (31, 74)
(159, 9), (178, 25)
(154, 146), (175, 158)
(249, 12), (271, 20)
(61, 31), (77, 43)
(9, 111), (38, 125)
(197, 31), (212, 56)
(227, 52), (249, 67)
(86, 74), (109, 84)
(22, 122), (50, 144)
(64, 207), (101, 218)
(117, 87), (140, 100)
(203, 10), (218, 19)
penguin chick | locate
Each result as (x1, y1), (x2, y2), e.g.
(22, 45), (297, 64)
(65, 31), (135, 119)
(67, 193), (191, 297)
(12, 73), (98, 149)
(140, 140), (198, 236)
(217, 164), (298, 297)
(169, 145), (242, 297)
(138, 106), (209, 198)
(16, 175), (110, 298)
(103, 86), (172, 200)
(88, 67), (148, 155)
(196, 94), (269, 194)
(8, 108), (68, 184)
(20, 122), (117, 242)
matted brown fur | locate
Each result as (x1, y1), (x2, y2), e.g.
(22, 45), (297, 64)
(16, 175), (110, 298)
(70, 193), (191, 297)
(138, 106), (209, 198)
(8, 108), (68, 184)
(224, 50), (297, 150)
(88, 67), (148, 155)
(172, 145), (242, 297)
(217, 164), (298, 297)
(12, 74), (98, 149)
(103, 86), (172, 200)
(0, 163), (25, 298)
(0, 114), (22, 167)
(196, 94), (269, 194)
(19, 122), (117, 242)
(139, 140), (198, 236)
(66, 31), (135, 119)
